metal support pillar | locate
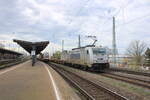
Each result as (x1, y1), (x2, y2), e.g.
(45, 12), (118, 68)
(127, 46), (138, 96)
(62, 40), (64, 52)
(112, 17), (117, 66)
(78, 35), (81, 48)
(31, 45), (36, 66)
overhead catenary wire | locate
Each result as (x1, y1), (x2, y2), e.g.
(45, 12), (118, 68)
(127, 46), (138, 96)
(68, 0), (132, 46)
(59, 0), (92, 46)
(67, 0), (91, 25)
(100, 0), (132, 33)
(67, 0), (130, 35)
(101, 13), (150, 32)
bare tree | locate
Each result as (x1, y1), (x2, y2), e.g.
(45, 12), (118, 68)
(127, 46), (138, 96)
(144, 48), (150, 66)
(126, 40), (147, 65)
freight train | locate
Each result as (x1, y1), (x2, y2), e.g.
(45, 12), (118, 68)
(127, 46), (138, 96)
(50, 45), (110, 71)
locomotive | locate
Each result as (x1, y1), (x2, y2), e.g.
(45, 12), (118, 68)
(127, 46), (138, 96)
(39, 52), (49, 62)
(60, 45), (109, 70)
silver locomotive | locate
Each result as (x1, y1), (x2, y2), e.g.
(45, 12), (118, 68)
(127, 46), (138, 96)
(61, 45), (109, 70)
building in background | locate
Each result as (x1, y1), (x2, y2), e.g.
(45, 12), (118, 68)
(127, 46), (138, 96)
(109, 55), (132, 67)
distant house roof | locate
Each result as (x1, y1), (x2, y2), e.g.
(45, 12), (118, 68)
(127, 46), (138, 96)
(13, 39), (49, 55)
(0, 48), (22, 55)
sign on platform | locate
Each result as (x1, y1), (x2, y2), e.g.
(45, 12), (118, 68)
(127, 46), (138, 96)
(31, 50), (36, 55)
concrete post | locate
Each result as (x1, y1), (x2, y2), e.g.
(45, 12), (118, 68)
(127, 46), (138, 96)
(31, 45), (36, 66)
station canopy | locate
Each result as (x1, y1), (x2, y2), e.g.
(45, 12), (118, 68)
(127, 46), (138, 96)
(13, 39), (49, 55)
(0, 48), (22, 55)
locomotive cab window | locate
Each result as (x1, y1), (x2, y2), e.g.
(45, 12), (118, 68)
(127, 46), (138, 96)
(93, 48), (106, 55)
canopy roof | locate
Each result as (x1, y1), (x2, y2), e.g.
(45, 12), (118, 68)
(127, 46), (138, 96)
(13, 39), (49, 55)
(0, 48), (22, 55)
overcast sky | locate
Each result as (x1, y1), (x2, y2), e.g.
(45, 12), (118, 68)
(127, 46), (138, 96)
(0, 0), (150, 54)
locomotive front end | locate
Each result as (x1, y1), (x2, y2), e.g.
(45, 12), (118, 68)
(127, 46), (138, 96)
(91, 47), (109, 70)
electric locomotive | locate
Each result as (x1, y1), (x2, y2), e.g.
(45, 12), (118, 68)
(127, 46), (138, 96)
(61, 45), (109, 71)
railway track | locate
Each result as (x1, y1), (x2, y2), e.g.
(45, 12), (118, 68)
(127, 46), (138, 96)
(48, 63), (128, 100)
(101, 72), (150, 89)
(61, 63), (150, 89)
(108, 68), (150, 77)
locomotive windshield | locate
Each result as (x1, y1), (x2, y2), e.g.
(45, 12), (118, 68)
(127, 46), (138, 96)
(92, 48), (106, 54)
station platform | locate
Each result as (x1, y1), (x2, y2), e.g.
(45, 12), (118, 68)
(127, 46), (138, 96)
(0, 60), (80, 100)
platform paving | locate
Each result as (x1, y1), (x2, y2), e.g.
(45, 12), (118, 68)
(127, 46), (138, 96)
(0, 60), (80, 100)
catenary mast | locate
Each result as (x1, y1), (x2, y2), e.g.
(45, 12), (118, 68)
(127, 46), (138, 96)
(112, 17), (117, 65)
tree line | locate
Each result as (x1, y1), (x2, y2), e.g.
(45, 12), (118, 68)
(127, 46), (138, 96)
(126, 40), (150, 67)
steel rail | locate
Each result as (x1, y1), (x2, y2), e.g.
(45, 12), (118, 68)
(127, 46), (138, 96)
(108, 68), (150, 77)
(48, 63), (128, 100)
(101, 73), (150, 89)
